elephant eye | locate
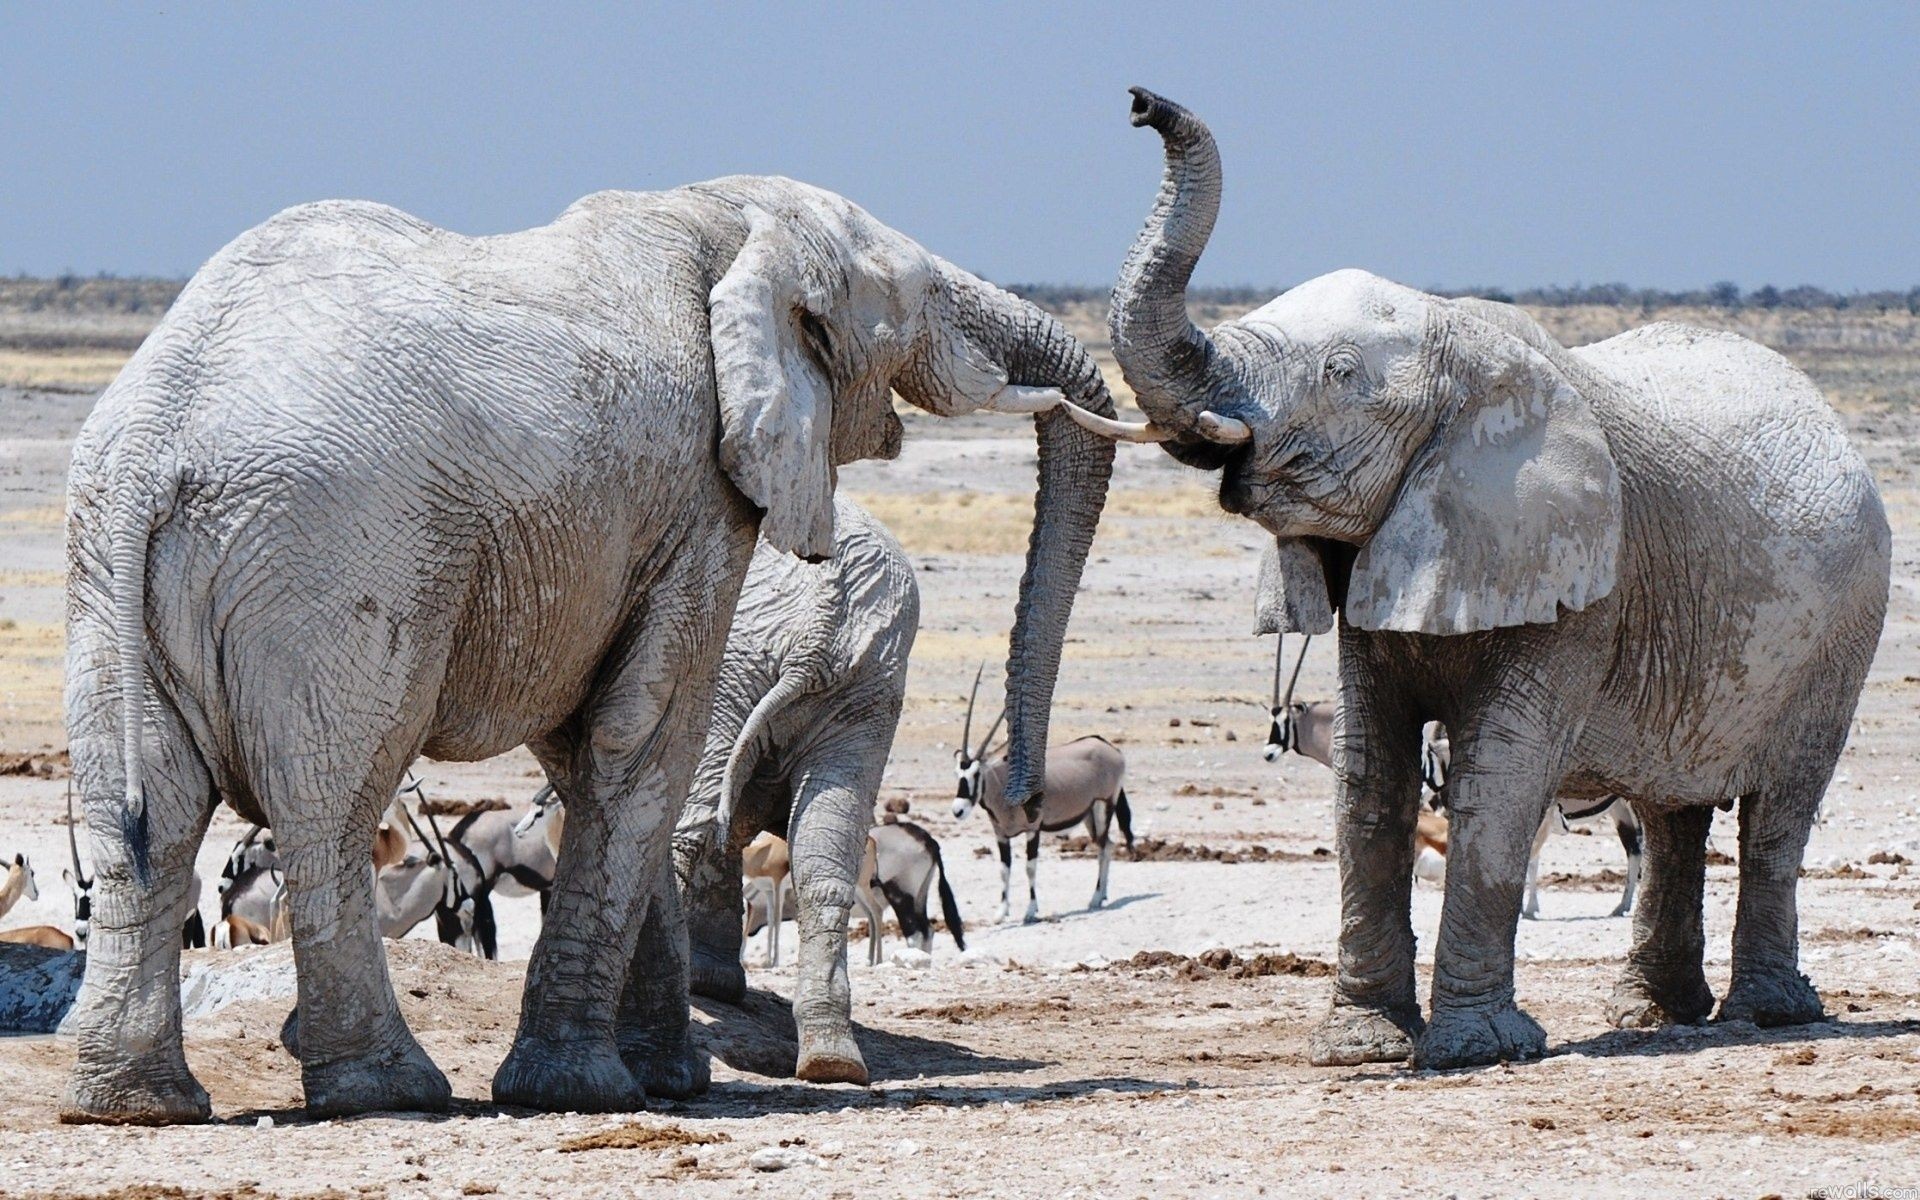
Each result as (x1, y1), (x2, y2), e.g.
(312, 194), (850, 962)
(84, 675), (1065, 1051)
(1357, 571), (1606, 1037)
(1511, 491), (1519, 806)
(1323, 348), (1362, 383)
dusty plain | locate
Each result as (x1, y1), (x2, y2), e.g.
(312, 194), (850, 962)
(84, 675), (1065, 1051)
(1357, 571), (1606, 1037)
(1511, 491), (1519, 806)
(1, 299), (1919, 1197)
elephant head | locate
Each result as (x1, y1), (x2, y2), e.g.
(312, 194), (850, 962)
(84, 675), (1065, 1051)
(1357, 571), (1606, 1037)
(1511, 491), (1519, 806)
(1108, 91), (1621, 636)
(695, 176), (1119, 807)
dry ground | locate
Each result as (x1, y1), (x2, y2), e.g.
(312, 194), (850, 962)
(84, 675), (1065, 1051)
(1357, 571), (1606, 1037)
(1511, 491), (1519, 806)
(2, 304), (1920, 1197)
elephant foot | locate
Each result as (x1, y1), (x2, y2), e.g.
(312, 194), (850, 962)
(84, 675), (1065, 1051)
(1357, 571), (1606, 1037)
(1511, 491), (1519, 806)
(689, 944), (748, 1005)
(795, 1027), (869, 1085)
(618, 1029), (710, 1098)
(1307, 1003), (1424, 1067)
(1720, 970), (1825, 1028)
(303, 1039), (450, 1118)
(494, 1035), (644, 1113)
(1413, 1004), (1547, 1070)
(61, 1062), (212, 1126)
(1608, 970), (1713, 1029)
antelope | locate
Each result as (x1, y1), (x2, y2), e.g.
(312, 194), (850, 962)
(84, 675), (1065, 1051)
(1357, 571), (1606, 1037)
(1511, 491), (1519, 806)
(855, 820), (965, 964)
(742, 830), (792, 964)
(951, 668), (1133, 924)
(0, 853), (38, 922)
(0, 925), (75, 950)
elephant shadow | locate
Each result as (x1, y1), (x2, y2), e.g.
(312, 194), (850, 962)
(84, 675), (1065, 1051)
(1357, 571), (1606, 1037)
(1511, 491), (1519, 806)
(1548, 1013), (1920, 1063)
(692, 986), (1047, 1084)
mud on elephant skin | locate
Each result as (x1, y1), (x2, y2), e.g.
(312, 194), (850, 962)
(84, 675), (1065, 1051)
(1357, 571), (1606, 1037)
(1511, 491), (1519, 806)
(675, 496), (918, 1086)
(1108, 88), (1890, 1070)
(63, 176), (1120, 1122)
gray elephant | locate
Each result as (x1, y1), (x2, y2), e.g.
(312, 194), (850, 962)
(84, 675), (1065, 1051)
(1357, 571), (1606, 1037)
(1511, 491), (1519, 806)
(63, 176), (1119, 1123)
(675, 495), (915, 1086)
(1106, 90), (1890, 1070)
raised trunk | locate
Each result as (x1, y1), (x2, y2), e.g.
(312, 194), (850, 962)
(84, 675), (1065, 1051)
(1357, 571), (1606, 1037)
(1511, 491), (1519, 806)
(1109, 87), (1235, 436)
(939, 266), (1116, 811)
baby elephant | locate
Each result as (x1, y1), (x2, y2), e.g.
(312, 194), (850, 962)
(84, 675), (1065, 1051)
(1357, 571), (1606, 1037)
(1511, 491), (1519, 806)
(675, 497), (917, 1085)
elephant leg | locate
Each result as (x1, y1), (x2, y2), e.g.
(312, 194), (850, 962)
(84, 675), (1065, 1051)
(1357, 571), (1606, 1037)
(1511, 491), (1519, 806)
(1721, 778), (1826, 1026)
(1022, 833), (1042, 925)
(62, 690), (218, 1125)
(679, 773), (780, 1005)
(1609, 804), (1714, 1028)
(995, 838), (1012, 923)
(272, 757), (450, 1118)
(1308, 641), (1426, 1068)
(786, 760), (880, 1084)
(1413, 663), (1597, 1070)
(616, 863), (710, 1099)
(497, 526), (749, 1113)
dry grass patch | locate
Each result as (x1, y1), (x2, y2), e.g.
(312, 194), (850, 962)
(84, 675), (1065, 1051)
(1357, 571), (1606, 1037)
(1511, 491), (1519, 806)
(849, 484), (1235, 557)
(0, 619), (65, 742)
(0, 570), (64, 589)
(0, 349), (129, 391)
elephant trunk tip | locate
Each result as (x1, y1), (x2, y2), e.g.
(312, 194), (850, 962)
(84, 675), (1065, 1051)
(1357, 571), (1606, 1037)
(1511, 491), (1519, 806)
(1127, 87), (1189, 136)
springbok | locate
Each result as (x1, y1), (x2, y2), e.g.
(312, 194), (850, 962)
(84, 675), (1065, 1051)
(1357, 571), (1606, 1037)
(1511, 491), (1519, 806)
(742, 830), (792, 964)
(0, 853), (38, 922)
(951, 669), (1132, 924)
(0, 925), (74, 950)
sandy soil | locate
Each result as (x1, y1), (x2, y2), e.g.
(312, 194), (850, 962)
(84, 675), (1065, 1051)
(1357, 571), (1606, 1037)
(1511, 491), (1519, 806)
(2, 381), (1920, 1198)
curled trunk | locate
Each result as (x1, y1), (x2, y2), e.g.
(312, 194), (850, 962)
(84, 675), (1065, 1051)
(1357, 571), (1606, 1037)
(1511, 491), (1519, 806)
(939, 266), (1116, 810)
(1109, 88), (1242, 454)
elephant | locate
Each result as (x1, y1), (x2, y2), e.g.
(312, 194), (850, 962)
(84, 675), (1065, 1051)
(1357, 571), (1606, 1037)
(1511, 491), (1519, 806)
(62, 174), (1121, 1123)
(1106, 89), (1890, 1070)
(674, 495), (916, 1086)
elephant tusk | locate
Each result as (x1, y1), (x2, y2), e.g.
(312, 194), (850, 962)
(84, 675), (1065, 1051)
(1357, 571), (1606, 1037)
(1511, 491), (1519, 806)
(980, 385), (1178, 443)
(1194, 411), (1253, 443)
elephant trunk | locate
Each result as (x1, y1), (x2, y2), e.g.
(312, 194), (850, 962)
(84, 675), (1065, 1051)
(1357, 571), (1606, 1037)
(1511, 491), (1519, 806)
(1109, 87), (1238, 437)
(940, 265), (1116, 811)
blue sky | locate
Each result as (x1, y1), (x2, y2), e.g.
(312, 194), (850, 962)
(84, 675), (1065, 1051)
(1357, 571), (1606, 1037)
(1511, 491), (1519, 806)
(2, 3), (1915, 288)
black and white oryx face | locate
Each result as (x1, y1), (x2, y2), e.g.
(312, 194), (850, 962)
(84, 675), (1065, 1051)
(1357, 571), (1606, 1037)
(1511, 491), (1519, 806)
(952, 665), (1005, 821)
(953, 749), (984, 818)
(1262, 703), (1303, 763)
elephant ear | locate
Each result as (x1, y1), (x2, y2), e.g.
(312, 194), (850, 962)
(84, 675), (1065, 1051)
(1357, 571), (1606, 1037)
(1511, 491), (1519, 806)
(1346, 312), (1621, 634)
(1254, 537), (1334, 636)
(710, 206), (837, 561)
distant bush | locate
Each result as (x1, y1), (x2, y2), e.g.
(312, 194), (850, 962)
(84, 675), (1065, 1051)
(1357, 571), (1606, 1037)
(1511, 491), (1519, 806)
(1007, 280), (1920, 316)
(0, 274), (183, 315)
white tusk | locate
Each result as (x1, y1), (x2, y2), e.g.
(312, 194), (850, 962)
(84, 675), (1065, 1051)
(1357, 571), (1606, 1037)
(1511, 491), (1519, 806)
(980, 384), (1177, 443)
(1194, 411), (1254, 443)
(979, 385), (1065, 414)
(1055, 403), (1176, 443)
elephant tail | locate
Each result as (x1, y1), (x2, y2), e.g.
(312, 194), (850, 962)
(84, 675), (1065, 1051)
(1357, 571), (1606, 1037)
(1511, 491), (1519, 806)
(716, 667), (810, 833)
(103, 453), (174, 886)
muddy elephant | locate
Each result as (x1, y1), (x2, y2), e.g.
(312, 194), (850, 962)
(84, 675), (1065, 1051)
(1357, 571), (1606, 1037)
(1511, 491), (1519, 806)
(1106, 90), (1889, 1069)
(674, 495), (916, 1084)
(63, 175), (1118, 1122)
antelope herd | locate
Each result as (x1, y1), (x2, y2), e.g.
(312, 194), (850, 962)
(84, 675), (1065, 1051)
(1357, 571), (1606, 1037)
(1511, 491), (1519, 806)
(0, 652), (1635, 966)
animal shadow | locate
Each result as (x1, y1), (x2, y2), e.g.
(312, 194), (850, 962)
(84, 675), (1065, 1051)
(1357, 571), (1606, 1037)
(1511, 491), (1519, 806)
(692, 985), (1045, 1084)
(1552, 1013), (1920, 1062)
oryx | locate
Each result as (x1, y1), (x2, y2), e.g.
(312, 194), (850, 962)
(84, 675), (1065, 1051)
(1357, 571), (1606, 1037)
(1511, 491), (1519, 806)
(951, 667), (1132, 923)
(66, 787), (204, 949)
(855, 820), (965, 963)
